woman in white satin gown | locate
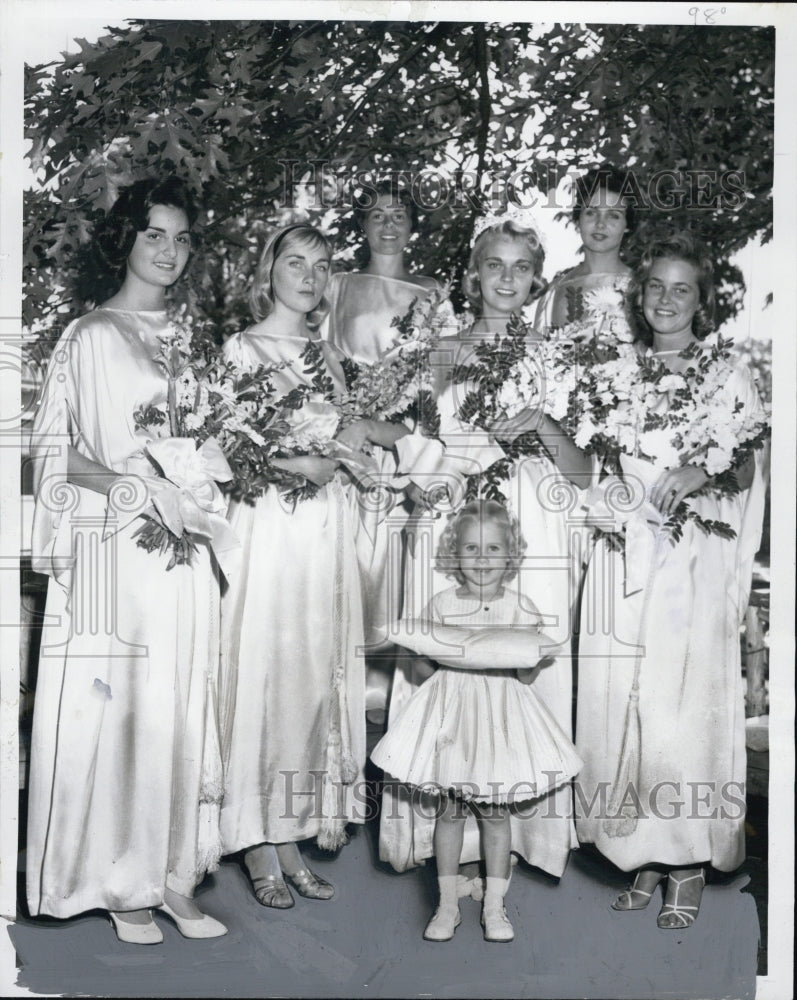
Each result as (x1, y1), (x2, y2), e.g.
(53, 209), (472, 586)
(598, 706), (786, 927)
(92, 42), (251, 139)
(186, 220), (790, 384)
(534, 165), (634, 340)
(575, 234), (768, 929)
(380, 213), (593, 884)
(219, 223), (398, 909)
(27, 178), (227, 945)
(321, 180), (441, 719)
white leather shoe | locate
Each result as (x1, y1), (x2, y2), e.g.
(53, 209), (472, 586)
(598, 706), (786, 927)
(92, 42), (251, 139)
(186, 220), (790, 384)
(109, 911), (163, 945)
(423, 905), (461, 942)
(157, 901), (228, 939)
(481, 903), (514, 942)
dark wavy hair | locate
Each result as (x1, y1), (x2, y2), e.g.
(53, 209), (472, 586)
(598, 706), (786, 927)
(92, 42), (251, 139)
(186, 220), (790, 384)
(353, 178), (419, 232)
(93, 177), (198, 275)
(462, 220), (546, 309)
(629, 231), (716, 345)
(249, 223), (332, 326)
(436, 499), (527, 586)
(572, 165), (636, 233)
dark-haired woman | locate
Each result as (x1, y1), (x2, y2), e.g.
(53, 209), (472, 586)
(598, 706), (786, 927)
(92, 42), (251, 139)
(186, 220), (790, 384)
(322, 180), (442, 719)
(575, 234), (767, 929)
(535, 166), (635, 340)
(324, 180), (440, 357)
(28, 178), (227, 944)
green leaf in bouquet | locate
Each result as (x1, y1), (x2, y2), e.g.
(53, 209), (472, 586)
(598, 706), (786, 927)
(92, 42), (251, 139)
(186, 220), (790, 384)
(299, 339), (336, 401)
(134, 403), (168, 433)
(132, 515), (199, 568)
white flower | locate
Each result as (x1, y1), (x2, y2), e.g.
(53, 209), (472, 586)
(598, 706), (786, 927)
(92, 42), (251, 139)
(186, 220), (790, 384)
(636, 428), (685, 469)
(184, 411), (205, 432)
(609, 318), (636, 344)
(584, 285), (624, 317)
(705, 446), (733, 476)
(659, 374), (686, 394)
(574, 418), (599, 450)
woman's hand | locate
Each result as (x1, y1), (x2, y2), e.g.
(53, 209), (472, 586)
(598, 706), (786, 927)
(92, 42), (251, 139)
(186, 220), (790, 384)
(336, 419), (374, 453)
(650, 465), (710, 517)
(368, 419), (410, 449)
(274, 455), (339, 487)
(405, 480), (449, 512)
(336, 418), (410, 451)
(297, 456), (339, 487)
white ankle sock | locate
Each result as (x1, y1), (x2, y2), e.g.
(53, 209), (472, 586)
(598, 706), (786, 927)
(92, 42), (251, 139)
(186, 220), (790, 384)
(438, 875), (460, 910)
(484, 876), (510, 907)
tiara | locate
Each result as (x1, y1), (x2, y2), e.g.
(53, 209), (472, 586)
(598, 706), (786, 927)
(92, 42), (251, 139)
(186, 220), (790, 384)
(470, 206), (547, 249)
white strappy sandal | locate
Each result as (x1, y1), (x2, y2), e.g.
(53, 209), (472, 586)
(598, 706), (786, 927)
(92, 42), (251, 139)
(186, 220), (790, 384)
(612, 869), (665, 911)
(657, 868), (706, 929)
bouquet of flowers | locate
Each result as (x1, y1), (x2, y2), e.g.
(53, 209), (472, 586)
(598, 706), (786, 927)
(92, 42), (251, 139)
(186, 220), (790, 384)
(217, 338), (347, 506)
(336, 286), (454, 439)
(550, 281), (635, 348)
(574, 336), (770, 544)
(439, 317), (544, 502)
(452, 315), (582, 451)
(132, 310), (282, 568)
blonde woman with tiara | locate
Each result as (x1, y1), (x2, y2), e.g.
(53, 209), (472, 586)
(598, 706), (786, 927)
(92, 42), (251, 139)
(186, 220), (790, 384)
(379, 207), (592, 893)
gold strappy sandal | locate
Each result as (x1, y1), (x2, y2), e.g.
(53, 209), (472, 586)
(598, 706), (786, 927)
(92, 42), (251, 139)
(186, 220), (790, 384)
(284, 868), (334, 900)
(251, 873), (295, 909)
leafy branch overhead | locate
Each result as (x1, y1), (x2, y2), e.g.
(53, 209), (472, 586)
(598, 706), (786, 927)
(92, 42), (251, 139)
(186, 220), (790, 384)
(24, 20), (773, 343)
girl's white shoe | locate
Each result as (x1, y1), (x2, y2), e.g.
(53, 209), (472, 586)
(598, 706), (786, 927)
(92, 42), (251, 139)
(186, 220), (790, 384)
(481, 902), (514, 942)
(423, 905), (461, 942)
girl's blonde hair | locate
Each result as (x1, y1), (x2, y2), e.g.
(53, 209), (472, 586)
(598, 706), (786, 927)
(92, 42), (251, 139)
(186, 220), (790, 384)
(461, 221), (546, 309)
(436, 499), (527, 585)
(249, 223), (332, 325)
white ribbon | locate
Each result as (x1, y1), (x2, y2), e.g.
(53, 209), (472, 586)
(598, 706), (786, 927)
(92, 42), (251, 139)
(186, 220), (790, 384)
(283, 397), (341, 447)
(145, 436), (241, 580)
(582, 474), (666, 597)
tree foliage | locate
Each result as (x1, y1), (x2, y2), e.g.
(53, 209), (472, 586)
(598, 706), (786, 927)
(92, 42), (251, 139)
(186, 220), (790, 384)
(24, 19), (774, 346)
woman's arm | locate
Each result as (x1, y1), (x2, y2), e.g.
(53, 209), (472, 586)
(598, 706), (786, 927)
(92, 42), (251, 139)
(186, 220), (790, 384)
(67, 445), (121, 496)
(490, 408), (593, 486)
(336, 418), (410, 452)
(272, 454), (339, 486)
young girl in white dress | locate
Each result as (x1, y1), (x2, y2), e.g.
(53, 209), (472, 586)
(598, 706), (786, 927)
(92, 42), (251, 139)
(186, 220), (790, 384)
(372, 500), (582, 942)
(219, 224), (380, 909)
(381, 212), (591, 887)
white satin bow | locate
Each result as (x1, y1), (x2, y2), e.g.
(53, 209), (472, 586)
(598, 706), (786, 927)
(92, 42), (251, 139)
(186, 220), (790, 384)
(145, 436), (241, 580)
(582, 474), (666, 596)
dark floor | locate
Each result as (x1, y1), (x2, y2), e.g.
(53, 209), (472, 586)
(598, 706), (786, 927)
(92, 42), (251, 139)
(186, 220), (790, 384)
(9, 819), (760, 1000)
(7, 757), (767, 1000)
